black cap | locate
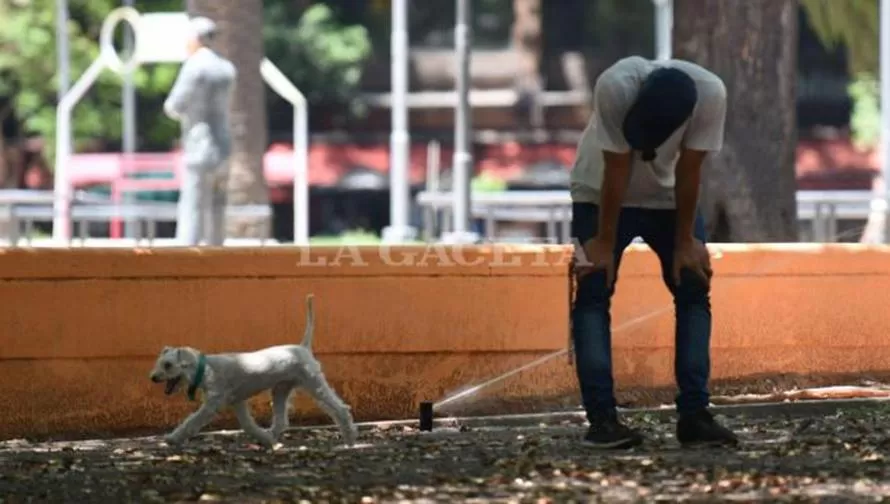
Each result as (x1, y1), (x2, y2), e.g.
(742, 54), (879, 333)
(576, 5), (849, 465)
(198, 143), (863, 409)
(622, 67), (698, 161)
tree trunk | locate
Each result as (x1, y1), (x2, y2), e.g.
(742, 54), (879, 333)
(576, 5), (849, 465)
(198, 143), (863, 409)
(512, 0), (544, 128)
(673, 0), (799, 242)
(189, 0), (270, 239)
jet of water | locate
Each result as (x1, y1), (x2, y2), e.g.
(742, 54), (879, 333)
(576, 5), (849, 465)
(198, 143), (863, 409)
(432, 225), (868, 413)
(433, 304), (673, 411)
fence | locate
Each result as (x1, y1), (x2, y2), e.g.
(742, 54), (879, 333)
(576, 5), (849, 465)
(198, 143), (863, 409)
(415, 189), (878, 243)
(0, 188), (878, 246)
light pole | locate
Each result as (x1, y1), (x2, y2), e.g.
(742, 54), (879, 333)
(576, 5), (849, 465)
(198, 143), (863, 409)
(53, 0), (71, 241)
(653, 0), (673, 60)
(122, 0), (138, 238)
(55, 0), (70, 104)
(882, 0), (890, 242)
(382, 0), (417, 243)
(443, 0), (478, 244)
(55, 0), (70, 155)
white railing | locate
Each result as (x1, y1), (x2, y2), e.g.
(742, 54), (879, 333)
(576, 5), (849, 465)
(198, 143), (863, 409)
(54, 8), (309, 245)
(1, 188), (879, 246)
(415, 189), (878, 243)
(0, 190), (272, 247)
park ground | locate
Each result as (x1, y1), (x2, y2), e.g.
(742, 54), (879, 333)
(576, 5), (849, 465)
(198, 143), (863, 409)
(2, 401), (890, 503)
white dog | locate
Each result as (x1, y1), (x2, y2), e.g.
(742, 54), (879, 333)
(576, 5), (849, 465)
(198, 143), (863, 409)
(149, 294), (357, 448)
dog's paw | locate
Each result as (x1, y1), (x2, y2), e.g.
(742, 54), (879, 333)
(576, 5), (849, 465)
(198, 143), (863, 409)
(163, 434), (185, 447)
(249, 431), (278, 450)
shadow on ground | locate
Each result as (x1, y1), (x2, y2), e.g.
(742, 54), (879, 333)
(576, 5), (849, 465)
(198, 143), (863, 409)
(2, 403), (890, 502)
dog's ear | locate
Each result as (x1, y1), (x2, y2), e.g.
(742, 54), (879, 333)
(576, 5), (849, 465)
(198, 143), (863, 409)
(175, 348), (194, 368)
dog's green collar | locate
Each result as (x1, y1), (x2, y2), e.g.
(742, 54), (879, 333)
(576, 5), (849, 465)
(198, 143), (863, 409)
(187, 353), (207, 401)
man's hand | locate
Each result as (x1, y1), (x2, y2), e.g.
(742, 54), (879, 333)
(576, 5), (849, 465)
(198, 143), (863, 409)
(575, 236), (616, 288)
(672, 238), (712, 287)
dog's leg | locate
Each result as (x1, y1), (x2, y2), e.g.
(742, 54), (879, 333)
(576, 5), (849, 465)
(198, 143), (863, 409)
(269, 384), (293, 440)
(165, 396), (225, 445)
(233, 401), (277, 448)
(303, 374), (358, 446)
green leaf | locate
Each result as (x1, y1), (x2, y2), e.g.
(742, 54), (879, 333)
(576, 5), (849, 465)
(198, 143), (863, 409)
(848, 74), (880, 150)
(801, 0), (878, 75)
(0, 0), (185, 156)
(263, 2), (371, 114)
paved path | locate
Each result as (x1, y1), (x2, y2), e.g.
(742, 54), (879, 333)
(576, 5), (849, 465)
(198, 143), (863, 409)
(3, 404), (890, 502)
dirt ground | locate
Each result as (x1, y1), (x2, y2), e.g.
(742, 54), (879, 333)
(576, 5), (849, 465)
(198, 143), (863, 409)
(2, 403), (890, 503)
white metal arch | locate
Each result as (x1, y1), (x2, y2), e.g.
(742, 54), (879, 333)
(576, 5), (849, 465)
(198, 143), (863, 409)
(53, 7), (309, 244)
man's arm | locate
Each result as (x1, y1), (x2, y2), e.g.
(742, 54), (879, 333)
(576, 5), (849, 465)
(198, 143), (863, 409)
(674, 149), (706, 244)
(597, 151), (632, 243)
(164, 58), (201, 120)
(589, 71), (635, 243)
(676, 78), (727, 242)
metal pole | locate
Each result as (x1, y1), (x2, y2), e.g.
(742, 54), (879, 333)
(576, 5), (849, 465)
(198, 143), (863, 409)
(882, 0), (890, 242)
(653, 0), (673, 60)
(446, 0), (477, 243)
(53, 0), (71, 242)
(55, 0), (70, 143)
(423, 140), (441, 241)
(258, 59), (308, 245)
(122, 0), (136, 153)
(54, 58), (107, 241)
(122, 0), (138, 238)
(294, 94), (309, 245)
(382, 0), (416, 243)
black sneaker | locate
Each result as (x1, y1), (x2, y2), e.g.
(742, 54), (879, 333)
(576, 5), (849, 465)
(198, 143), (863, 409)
(583, 416), (644, 450)
(677, 409), (739, 448)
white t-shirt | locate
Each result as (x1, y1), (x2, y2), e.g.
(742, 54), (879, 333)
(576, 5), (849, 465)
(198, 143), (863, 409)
(569, 56), (727, 209)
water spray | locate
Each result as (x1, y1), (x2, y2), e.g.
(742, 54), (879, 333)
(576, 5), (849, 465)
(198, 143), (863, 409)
(430, 225), (868, 417)
(432, 305), (674, 412)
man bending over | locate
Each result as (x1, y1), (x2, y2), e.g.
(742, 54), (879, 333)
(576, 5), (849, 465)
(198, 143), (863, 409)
(570, 56), (739, 449)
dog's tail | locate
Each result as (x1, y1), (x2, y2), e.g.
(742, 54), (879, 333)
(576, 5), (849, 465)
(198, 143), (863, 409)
(300, 293), (315, 348)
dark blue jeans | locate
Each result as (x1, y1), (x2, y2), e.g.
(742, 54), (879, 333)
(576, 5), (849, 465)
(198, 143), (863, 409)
(571, 202), (712, 421)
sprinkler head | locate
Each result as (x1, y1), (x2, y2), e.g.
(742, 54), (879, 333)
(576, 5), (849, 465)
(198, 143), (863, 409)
(419, 401), (434, 432)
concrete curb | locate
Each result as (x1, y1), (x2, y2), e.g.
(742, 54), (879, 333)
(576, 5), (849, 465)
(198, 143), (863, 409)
(284, 397), (890, 434)
(8, 397), (885, 446)
(438, 398), (890, 429)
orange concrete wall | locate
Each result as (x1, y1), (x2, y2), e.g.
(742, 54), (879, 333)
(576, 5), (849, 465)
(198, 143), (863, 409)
(1, 244), (889, 440)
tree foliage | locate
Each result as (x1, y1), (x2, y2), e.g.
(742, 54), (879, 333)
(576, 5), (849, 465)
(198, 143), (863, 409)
(800, 0), (880, 150)
(263, 2), (371, 116)
(0, 0), (182, 157)
(800, 0), (878, 76)
(0, 0), (373, 162)
(848, 76), (880, 150)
